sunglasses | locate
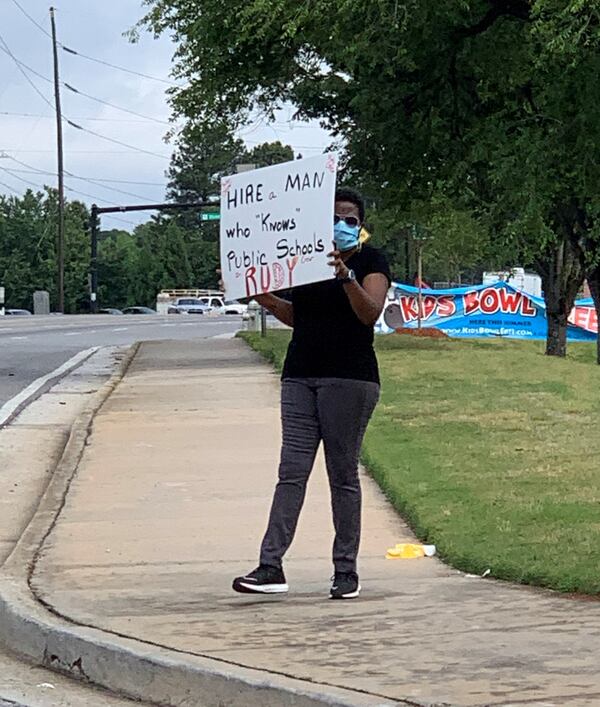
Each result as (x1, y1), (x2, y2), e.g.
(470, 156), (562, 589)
(334, 214), (360, 227)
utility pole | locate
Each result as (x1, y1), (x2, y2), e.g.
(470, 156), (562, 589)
(50, 7), (65, 313)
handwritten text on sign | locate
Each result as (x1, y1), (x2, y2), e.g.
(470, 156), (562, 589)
(219, 154), (337, 300)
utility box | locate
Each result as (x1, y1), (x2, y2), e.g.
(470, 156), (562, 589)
(33, 290), (50, 315)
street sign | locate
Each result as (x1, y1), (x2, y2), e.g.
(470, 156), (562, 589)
(201, 212), (220, 221)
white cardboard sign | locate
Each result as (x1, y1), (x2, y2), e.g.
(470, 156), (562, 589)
(220, 153), (337, 300)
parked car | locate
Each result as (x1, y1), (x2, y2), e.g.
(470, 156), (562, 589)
(98, 308), (123, 315)
(167, 305), (188, 314)
(122, 306), (157, 315)
(173, 297), (209, 314)
(4, 308), (32, 316)
(223, 299), (248, 315)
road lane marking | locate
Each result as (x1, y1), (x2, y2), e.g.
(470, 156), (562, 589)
(9, 336), (28, 340)
(112, 327), (128, 331)
(64, 332), (81, 336)
(0, 347), (99, 429)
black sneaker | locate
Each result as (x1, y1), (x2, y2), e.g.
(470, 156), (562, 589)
(329, 571), (360, 599)
(232, 565), (288, 594)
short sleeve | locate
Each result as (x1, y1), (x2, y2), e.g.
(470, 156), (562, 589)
(364, 247), (392, 286)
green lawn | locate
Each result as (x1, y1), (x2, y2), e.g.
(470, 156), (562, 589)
(239, 329), (600, 594)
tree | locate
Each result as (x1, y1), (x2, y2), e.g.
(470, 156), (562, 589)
(0, 188), (90, 312)
(164, 126), (294, 293)
(139, 0), (600, 357)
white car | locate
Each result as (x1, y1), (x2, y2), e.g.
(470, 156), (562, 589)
(173, 297), (210, 314)
(196, 296), (247, 315)
(222, 299), (248, 315)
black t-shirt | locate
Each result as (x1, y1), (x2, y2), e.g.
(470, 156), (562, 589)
(282, 244), (391, 383)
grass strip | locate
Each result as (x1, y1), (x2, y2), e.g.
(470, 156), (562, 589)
(238, 329), (600, 594)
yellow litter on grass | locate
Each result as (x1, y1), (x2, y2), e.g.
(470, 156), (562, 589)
(385, 543), (436, 560)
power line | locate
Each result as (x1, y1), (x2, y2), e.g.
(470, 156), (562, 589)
(0, 39), (170, 125)
(3, 156), (161, 201)
(0, 110), (173, 124)
(9, 0), (178, 87)
(102, 214), (139, 228)
(5, 166), (166, 188)
(0, 165), (141, 226)
(0, 32), (55, 111)
(63, 84), (170, 125)
(65, 119), (171, 160)
(0, 179), (19, 195)
(0, 42), (53, 84)
(0, 36), (172, 160)
(9, 0), (52, 38)
(0, 149), (164, 155)
(61, 46), (179, 87)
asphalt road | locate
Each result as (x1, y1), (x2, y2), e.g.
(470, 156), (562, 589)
(0, 314), (242, 409)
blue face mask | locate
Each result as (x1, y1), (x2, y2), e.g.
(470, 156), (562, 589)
(334, 220), (360, 252)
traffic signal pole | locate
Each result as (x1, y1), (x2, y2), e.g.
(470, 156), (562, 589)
(89, 200), (212, 313)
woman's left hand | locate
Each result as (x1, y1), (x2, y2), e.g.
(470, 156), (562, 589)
(328, 248), (349, 280)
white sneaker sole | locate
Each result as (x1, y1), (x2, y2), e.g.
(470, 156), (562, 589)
(330, 585), (361, 599)
(236, 581), (289, 594)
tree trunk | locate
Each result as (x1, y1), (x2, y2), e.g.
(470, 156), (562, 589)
(545, 310), (568, 357)
(538, 234), (585, 358)
(587, 266), (600, 365)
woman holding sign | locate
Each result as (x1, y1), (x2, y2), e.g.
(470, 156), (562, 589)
(233, 187), (391, 599)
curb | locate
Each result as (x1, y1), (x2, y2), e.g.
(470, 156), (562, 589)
(0, 347), (100, 430)
(0, 342), (411, 707)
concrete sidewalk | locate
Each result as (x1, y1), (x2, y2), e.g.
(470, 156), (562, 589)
(25, 339), (600, 706)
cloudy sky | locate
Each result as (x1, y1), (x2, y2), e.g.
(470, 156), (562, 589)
(0, 0), (332, 229)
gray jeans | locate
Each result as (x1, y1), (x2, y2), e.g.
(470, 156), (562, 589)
(260, 377), (380, 574)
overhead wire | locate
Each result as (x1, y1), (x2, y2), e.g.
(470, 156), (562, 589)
(0, 179), (19, 195)
(63, 84), (170, 125)
(0, 110), (172, 124)
(3, 156), (162, 201)
(0, 33), (55, 111)
(65, 120), (170, 160)
(9, 0), (179, 87)
(61, 46), (179, 87)
(0, 35), (170, 126)
(0, 166), (140, 228)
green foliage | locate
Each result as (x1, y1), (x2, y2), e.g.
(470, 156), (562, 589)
(139, 0), (600, 354)
(0, 188), (89, 312)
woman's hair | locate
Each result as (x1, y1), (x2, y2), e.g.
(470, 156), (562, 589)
(335, 187), (365, 223)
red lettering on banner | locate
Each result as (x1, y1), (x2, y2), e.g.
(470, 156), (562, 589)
(480, 289), (500, 314)
(522, 295), (536, 316)
(398, 294), (456, 323)
(569, 306), (598, 333)
(463, 286), (537, 317)
(498, 288), (520, 313)
(437, 295), (457, 317)
(422, 296), (437, 319)
(464, 291), (480, 315)
(399, 296), (419, 321)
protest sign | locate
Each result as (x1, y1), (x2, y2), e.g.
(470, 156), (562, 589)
(219, 154), (337, 300)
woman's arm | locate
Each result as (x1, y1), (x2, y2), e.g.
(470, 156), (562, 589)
(328, 249), (389, 326)
(255, 293), (294, 327)
(341, 274), (389, 326)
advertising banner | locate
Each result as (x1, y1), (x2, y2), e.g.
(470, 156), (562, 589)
(220, 154), (337, 300)
(377, 282), (597, 341)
